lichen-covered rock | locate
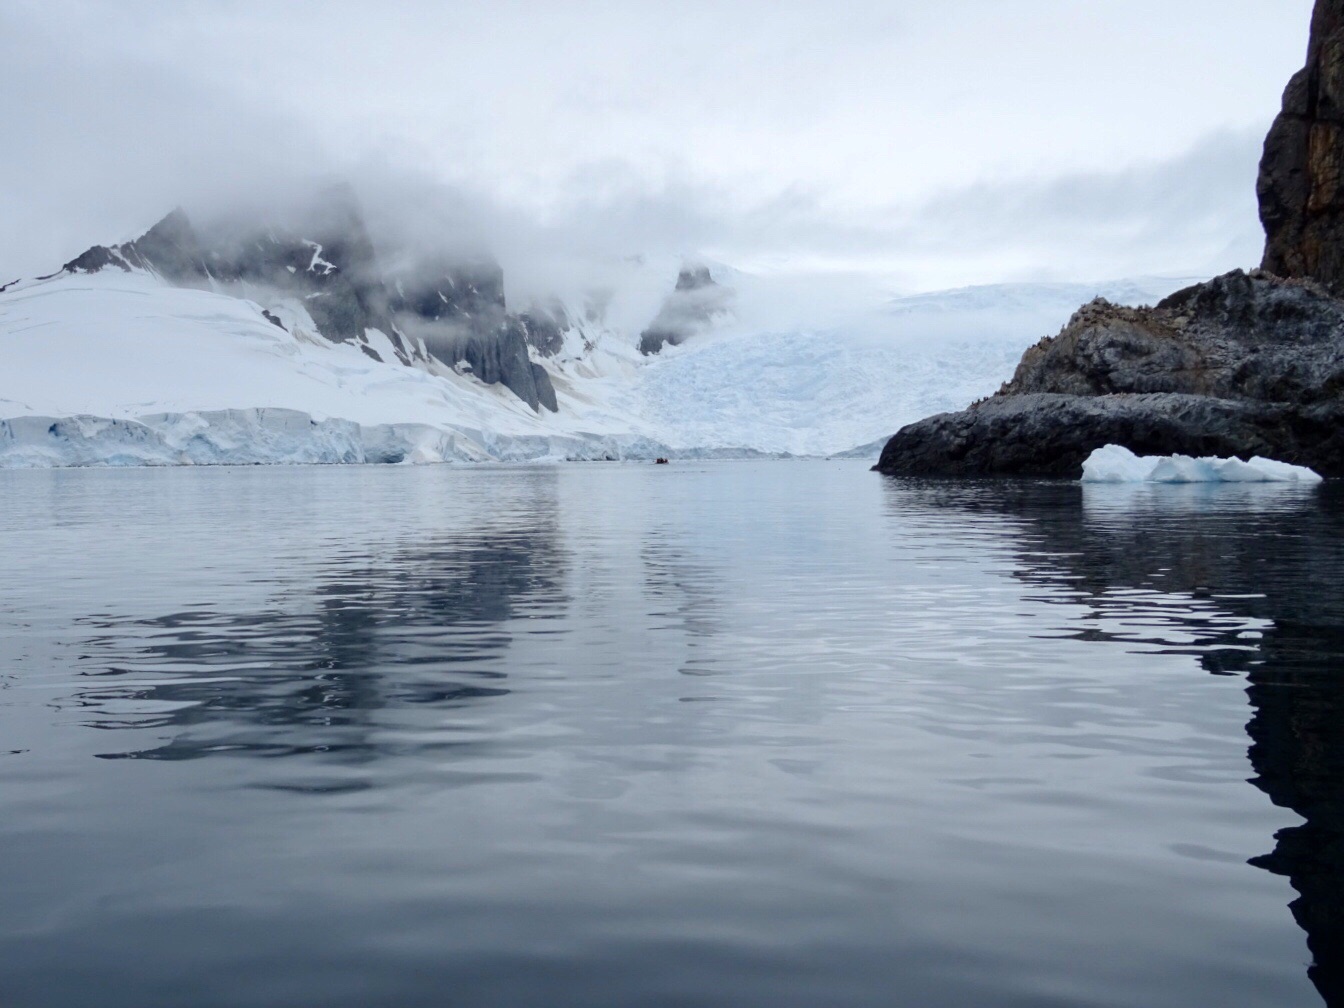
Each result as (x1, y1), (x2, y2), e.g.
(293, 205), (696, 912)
(1000, 271), (1344, 404)
(875, 271), (1344, 477)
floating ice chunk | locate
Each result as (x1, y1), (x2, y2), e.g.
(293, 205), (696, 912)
(1082, 444), (1323, 484)
(1082, 444), (1154, 482)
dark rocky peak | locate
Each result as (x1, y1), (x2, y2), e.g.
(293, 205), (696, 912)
(387, 255), (569, 358)
(385, 256), (560, 412)
(123, 208), (206, 281)
(201, 206), (393, 348)
(639, 262), (732, 355)
(1259, 0), (1344, 292)
(388, 257), (506, 324)
(60, 207), (207, 283)
(200, 187), (380, 292)
(59, 198), (378, 298)
(289, 188), (378, 285)
(59, 243), (136, 276)
(675, 264), (715, 292)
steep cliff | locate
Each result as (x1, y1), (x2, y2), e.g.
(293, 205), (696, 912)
(1260, 0), (1344, 292)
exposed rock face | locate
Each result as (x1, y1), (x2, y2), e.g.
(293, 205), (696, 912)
(878, 0), (1344, 479)
(384, 257), (560, 411)
(59, 200), (561, 412)
(876, 271), (1344, 476)
(639, 264), (731, 355)
(1260, 0), (1344, 293)
(1004, 270), (1344, 404)
(62, 208), (207, 283)
(878, 390), (1344, 477)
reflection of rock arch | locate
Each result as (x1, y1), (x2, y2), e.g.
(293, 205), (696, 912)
(881, 478), (1344, 1004)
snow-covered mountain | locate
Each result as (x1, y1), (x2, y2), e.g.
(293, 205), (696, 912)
(49, 194), (567, 412)
(0, 203), (1200, 466)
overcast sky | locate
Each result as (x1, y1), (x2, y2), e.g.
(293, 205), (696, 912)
(0, 0), (1316, 292)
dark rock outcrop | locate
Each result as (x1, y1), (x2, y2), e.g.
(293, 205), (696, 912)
(513, 306), (567, 358)
(383, 257), (559, 411)
(877, 0), (1344, 478)
(1004, 270), (1344, 405)
(877, 270), (1344, 476)
(878, 390), (1344, 477)
(639, 264), (731, 355)
(58, 198), (561, 412)
(1259, 0), (1344, 293)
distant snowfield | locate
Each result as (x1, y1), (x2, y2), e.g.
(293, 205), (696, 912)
(0, 267), (1198, 467)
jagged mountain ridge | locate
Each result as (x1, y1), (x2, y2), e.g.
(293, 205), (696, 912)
(58, 199), (565, 411)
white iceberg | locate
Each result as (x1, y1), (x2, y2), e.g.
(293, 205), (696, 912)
(1081, 444), (1324, 484)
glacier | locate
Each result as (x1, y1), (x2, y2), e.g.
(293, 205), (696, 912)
(0, 266), (1198, 468)
(1081, 444), (1324, 484)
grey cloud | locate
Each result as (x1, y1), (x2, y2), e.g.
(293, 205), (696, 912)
(0, 8), (330, 279)
(466, 129), (1267, 291)
(0, 1), (1303, 292)
(886, 129), (1268, 286)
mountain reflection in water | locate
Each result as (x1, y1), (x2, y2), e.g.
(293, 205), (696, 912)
(70, 471), (568, 787)
(0, 462), (1340, 1008)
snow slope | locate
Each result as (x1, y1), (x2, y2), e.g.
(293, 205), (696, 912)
(0, 266), (1199, 466)
(0, 272), (538, 428)
(0, 271), (672, 465)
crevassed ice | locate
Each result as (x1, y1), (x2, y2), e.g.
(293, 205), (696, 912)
(1081, 444), (1324, 484)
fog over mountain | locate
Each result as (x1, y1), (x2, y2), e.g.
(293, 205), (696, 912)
(0, 0), (1314, 293)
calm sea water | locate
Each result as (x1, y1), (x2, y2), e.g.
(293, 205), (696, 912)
(0, 460), (1340, 1008)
